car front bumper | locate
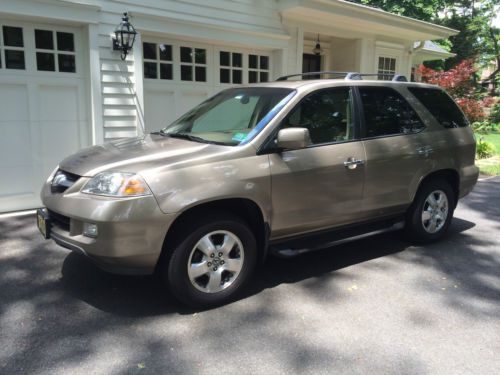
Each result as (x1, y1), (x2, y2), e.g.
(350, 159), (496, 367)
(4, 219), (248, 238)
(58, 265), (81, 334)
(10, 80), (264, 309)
(40, 178), (175, 275)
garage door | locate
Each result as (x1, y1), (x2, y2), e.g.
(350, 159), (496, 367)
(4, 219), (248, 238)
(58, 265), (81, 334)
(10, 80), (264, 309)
(143, 38), (271, 133)
(0, 20), (89, 213)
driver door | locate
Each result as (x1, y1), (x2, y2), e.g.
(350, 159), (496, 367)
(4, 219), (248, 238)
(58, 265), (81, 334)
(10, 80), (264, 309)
(269, 87), (366, 238)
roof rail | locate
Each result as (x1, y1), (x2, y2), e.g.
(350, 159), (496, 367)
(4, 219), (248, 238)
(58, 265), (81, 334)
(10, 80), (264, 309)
(276, 71), (352, 81)
(275, 71), (408, 82)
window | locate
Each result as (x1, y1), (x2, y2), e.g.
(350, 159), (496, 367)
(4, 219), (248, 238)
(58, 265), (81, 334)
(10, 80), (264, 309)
(248, 54), (269, 83)
(180, 46), (207, 82)
(359, 87), (425, 137)
(219, 51), (243, 84)
(162, 88), (294, 145)
(34, 29), (75, 72)
(2, 26), (25, 70)
(408, 87), (469, 128)
(143, 42), (173, 80)
(282, 88), (355, 145)
(377, 56), (396, 80)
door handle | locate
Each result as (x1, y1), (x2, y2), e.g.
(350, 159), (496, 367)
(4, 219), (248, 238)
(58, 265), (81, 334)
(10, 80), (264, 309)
(344, 157), (365, 170)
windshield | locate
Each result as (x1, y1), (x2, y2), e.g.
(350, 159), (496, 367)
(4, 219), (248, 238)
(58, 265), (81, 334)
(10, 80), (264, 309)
(160, 87), (295, 146)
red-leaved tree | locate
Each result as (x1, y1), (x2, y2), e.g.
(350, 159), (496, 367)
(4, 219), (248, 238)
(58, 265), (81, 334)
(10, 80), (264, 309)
(417, 60), (485, 122)
(418, 59), (485, 122)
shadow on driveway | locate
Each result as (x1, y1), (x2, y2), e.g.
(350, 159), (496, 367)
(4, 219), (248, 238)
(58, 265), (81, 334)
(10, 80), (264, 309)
(59, 217), (476, 316)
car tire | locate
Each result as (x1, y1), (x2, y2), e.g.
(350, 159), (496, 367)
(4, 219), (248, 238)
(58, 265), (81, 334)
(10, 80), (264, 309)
(405, 179), (455, 243)
(164, 211), (257, 308)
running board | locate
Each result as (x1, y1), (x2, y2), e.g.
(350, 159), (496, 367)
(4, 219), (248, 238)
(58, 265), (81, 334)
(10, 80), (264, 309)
(270, 220), (405, 258)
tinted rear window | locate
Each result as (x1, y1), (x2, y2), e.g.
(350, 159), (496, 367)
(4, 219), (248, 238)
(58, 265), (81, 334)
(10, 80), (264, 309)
(408, 87), (468, 128)
(359, 87), (425, 137)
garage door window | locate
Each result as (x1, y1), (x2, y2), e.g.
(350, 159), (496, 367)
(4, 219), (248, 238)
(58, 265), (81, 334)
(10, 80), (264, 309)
(219, 51), (243, 84)
(34, 29), (75, 73)
(2, 26), (25, 70)
(143, 42), (173, 80)
(180, 46), (207, 82)
(249, 54), (269, 83)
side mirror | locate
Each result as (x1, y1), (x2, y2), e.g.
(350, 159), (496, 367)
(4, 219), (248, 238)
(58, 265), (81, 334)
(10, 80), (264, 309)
(276, 128), (311, 150)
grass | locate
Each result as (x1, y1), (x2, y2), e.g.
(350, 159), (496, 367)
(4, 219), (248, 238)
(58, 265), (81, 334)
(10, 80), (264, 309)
(475, 133), (500, 176)
(476, 156), (500, 176)
(478, 132), (500, 154)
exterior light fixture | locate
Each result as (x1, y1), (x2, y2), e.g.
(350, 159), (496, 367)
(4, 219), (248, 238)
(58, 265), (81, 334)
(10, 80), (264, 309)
(313, 34), (323, 56)
(113, 12), (138, 60)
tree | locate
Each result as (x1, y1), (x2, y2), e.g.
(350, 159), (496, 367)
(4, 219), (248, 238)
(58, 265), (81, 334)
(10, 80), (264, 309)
(351, 0), (499, 90)
(418, 59), (486, 121)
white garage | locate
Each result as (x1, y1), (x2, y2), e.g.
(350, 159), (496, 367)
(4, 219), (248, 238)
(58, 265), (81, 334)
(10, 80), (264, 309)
(142, 38), (272, 133)
(0, 19), (89, 212)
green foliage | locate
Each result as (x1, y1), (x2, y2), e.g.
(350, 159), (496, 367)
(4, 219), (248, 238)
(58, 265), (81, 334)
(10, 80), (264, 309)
(472, 120), (499, 133)
(491, 102), (500, 123)
(352, 0), (500, 90)
(476, 138), (496, 159)
(357, 0), (451, 22)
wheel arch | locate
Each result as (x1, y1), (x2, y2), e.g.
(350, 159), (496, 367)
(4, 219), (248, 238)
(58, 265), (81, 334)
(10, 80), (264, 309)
(156, 198), (269, 271)
(412, 169), (460, 207)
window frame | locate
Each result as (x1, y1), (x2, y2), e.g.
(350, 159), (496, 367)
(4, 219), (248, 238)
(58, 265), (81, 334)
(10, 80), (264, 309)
(355, 86), (427, 140)
(275, 86), (361, 149)
(0, 24), (26, 71)
(141, 38), (213, 86)
(214, 46), (271, 87)
(377, 56), (397, 80)
(142, 41), (174, 81)
(34, 28), (76, 73)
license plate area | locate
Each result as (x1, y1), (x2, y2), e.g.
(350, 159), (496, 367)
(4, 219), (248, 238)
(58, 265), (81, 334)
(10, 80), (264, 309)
(37, 208), (51, 239)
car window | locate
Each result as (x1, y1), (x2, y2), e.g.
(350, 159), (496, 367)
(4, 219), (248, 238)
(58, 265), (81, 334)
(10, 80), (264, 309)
(282, 87), (355, 145)
(359, 87), (425, 138)
(161, 88), (294, 145)
(408, 87), (468, 128)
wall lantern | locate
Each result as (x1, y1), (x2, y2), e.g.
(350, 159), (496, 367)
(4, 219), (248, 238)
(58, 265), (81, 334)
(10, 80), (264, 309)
(313, 34), (323, 56)
(113, 12), (138, 60)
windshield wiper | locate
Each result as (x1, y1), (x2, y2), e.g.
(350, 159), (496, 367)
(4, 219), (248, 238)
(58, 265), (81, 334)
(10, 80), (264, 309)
(161, 132), (229, 146)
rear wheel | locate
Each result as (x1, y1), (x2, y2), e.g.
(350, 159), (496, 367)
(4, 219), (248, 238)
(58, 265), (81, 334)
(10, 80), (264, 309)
(164, 212), (257, 308)
(405, 179), (455, 243)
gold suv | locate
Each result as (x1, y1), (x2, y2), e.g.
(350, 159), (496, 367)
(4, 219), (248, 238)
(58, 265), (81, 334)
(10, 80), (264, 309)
(38, 72), (479, 307)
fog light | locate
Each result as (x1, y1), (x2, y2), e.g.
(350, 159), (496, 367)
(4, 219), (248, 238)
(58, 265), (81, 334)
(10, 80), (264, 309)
(83, 222), (98, 238)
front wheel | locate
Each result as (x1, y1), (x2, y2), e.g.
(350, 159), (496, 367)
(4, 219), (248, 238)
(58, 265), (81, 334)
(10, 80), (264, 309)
(405, 179), (455, 243)
(164, 212), (257, 308)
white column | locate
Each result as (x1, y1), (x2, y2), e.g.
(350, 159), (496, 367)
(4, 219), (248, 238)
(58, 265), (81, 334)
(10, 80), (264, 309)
(132, 32), (145, 136)
(87, 23), (103, 144)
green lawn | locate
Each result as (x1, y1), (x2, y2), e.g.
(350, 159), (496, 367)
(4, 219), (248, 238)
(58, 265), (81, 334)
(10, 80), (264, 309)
(478, 133), (500, 155)
(476, 133), (500, 176)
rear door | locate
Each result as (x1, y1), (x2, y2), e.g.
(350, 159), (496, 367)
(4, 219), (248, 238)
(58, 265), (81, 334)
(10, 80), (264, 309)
(269, 87), (366, 238)
(357, 86), (433, 218)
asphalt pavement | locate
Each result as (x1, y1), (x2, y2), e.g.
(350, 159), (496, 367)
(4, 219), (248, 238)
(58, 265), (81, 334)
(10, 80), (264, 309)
(1, 176), (499, 374)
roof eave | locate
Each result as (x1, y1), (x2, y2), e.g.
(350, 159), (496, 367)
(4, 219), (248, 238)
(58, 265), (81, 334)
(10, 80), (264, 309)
(279, 0), (459, 40)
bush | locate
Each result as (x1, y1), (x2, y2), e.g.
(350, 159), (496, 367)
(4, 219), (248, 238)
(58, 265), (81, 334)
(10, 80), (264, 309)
(456, 98), (486, 123)
(472, 121), (499, 134)
(476, 138), (496, 159)
(490, 102), (500, 124)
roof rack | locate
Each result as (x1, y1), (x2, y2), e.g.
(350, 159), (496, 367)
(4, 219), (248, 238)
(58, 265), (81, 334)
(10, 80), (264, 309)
(276, 71), (408, 82)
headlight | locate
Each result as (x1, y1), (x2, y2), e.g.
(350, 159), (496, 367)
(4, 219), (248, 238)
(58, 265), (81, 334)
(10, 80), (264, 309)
(46, 166), (59, 183)
(81, 172), (152, 197)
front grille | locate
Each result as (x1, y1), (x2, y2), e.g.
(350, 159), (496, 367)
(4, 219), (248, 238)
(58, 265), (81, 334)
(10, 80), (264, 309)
(48, 209), (70, 232)
(51, 169), (80, 194)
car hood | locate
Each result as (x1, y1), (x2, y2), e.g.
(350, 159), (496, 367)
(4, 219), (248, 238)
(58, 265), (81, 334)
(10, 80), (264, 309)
(59, 134), (226, 177)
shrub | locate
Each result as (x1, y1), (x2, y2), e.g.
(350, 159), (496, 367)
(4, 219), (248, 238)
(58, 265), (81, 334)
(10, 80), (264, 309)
(476, 138), (496, 159)
(472, 121), (499, 134)
(490, 102), (500, 124)
(456, 98), (486, 123)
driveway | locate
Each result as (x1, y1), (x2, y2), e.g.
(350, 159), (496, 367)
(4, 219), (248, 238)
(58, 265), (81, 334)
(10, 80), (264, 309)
(1, 177), (499, 375)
